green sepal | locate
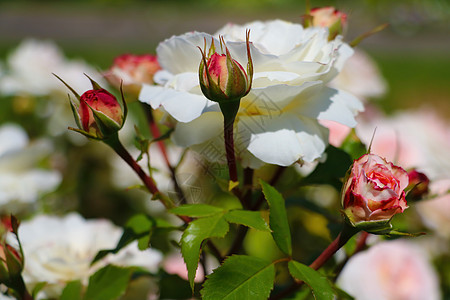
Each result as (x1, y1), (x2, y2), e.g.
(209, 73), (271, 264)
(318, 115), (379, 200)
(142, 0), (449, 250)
(118, 82), (128, 124)
(86, 102), (122, 138)
(219, 99), (241, 128)
(53, 73), (80, 99)
(68, 95), (83, 130)
(68, 127), (101, 140)
(84, 73), (102, 90)
(4, 246), (23, 279)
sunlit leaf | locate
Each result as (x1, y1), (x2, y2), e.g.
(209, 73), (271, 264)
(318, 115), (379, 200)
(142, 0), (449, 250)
(170, 204), (225, 217)
(84, 265), (134, 300)
(260, 180), (292, 256)
(201, 255), (275, 300)
(181, 213), (229, 290)
(224, 210), (270, 232)
(288, 261), (335, 300)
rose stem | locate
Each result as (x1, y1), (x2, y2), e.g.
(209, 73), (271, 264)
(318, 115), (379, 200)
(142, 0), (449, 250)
(105, 134), (225, 262)
(227, 166), (286, 256)
(104, 134), (191, 224)
(142, 103), (187, 203)
(220, 100), (246, 207)
(269, 224), (359, 300)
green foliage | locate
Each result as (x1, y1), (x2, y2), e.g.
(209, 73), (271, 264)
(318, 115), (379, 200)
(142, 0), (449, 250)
(201, 255), (275, 300)
(61, 281), (83, 300)
(224, 210), (271, 231)
(302, 146), (353, 191)
(181, 213), (229, 290)
(170, 204), (225, 217)
(91, 214), (176, 264)
(288, 261), (335, 300)
(260, 180), (292, 256)
(84, 265), (134, 300)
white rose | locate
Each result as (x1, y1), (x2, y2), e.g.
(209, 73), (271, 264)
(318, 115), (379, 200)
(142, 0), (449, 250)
(0, 39), (105, 97)
(0, 124), (61, 212)
(337, 240), (441, 300)
(139, 20), (363, 168)
(18, 213), (163, 299)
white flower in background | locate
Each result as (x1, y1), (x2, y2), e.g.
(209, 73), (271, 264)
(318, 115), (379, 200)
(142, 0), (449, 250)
(0, 124), (61, 212)
(0, 39), (105, 97)
(337, 240), (441, 300)
(18, 213), (163, 299)
(139, 20), (363, 168)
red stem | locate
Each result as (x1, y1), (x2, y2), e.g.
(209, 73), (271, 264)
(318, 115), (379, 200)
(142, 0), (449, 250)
(105, 135), (191, 224)
(224, 121), (238, 183)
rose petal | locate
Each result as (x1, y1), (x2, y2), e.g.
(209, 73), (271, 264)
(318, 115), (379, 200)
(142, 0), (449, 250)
(172, 111), (223, 147)
(238, 112), (328, 166)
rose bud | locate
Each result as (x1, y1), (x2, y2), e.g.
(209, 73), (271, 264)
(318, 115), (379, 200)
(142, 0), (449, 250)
(105, 54), (161, 94)
(0, 215), (24, 283)
(199, 31), (253, 103)
(406, 169), (430, 201)
(54, 73), (127, 140)
(341, 154), (409, 233)
(310, 6), (347, 40)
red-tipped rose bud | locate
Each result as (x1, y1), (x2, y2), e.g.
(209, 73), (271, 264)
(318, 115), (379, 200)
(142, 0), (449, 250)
(199, 31), (253, 103)
(342, 154), (409, 233)
(407, 169), (430, 201)
(79, 89), (123, 136)
(310, 6), (347, 40)
(54, 73), (128, 140)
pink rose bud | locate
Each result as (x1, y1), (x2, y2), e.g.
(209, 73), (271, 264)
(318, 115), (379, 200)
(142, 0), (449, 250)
(106, 54), (161, 88)
(342, 154), (409, 230)
(54, 73), (127, 140)
(199, 32), (253, 103)
(310, 6), (347, 40)
(407, 169), (430, 201)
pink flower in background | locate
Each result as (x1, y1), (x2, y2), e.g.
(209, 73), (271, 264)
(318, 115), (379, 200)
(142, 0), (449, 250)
(416, 179), (450, 239)
(356, 109), (450, 180)
(310, 6), (347, 40)
(337, 240), (441, 300)
(163, 253), (204, 283)
(342, 154), (408, 224)
(106, 54), (161, 88)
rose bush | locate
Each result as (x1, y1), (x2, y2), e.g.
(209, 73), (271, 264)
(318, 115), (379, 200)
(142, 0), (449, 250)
(139, 20), (363, 168)
(342, 154), (409, 226)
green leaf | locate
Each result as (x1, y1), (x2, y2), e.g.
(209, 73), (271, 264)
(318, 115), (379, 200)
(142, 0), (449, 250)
(170, 204), (225, 217)
(32, 282), (47, 299)
(61, 280), (83, 300)
(302, 146), (353, 191)
(181, 213), (229, 290)
(260, 180), (292, 256)
(288, 261), (335, 300)
(201, 255), (275, 300)
(92, 214), (154, 264)
(83, 265), (134, 300)
(224, 210), (271, 232)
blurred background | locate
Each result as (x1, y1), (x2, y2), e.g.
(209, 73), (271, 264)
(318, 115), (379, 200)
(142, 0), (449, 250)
(1, 0), (450, 115)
